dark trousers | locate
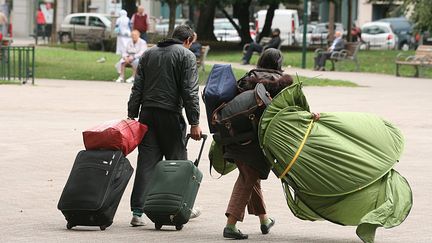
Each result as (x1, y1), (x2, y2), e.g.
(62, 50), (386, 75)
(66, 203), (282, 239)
(226, 161), (267, 221)
(140, 31), (147, 42)
(314, 51), (332, 68)
(130, 107), (187, 214)
(243, 42), (263, 63)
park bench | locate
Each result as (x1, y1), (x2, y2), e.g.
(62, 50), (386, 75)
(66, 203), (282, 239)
(315, 42), (361, 71)
(242, 37), (283, 56)
(395, 45), (432, 77)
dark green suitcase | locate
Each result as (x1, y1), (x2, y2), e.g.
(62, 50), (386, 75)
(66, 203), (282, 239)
(143, 134), (207, 230)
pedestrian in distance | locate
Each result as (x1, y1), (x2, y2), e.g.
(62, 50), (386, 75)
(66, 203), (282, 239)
(127, 25), (202, 227)
(131, 5), (149, 41)
(115, 9), (131, 55)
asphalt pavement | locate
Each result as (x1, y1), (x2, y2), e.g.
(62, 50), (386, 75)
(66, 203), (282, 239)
(0, 64), (431, 242)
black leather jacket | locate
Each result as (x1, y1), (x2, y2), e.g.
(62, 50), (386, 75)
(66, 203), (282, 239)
(127, 38), (200, 125)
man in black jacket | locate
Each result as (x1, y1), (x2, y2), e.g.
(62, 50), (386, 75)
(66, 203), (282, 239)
(242, 28), (281, 65)
(127, 25), (202, 226)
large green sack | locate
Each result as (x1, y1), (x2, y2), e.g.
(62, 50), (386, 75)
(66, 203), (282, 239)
(258, 85), (412, 243)
(208, 140), (237, 176)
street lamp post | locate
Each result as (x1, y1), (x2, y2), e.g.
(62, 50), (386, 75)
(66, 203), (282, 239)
(301, 0), (308, 69)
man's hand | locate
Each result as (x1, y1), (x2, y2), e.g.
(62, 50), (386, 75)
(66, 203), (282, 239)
(190, 125), (202, 140)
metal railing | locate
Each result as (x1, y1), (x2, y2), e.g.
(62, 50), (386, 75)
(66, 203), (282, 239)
(0, 45), (35, 84)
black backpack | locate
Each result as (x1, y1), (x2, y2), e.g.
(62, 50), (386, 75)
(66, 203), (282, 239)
(237, 68), (292, 98)
(211, 83), (271, 145)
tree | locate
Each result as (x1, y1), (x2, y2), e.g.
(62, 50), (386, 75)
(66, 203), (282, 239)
(196, 0), (218, 41)
(233, 0), (253, 44)
(161, 0), (186, 36)
(123, 0), (137, 18)
(255, 0), (300, 43)
(403, 0), (432, 33)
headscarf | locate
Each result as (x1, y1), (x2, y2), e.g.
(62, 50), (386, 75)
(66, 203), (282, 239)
(257, 48), (284, 71)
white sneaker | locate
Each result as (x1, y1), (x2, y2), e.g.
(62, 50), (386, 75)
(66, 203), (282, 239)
(126, 76), (134, 83)
(115, 76), (124, 83)
(130, 215), (146, 227)
(190, 207), (201, 219)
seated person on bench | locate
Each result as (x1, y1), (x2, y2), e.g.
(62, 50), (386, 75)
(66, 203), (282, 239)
(241, 28), (281, 65)
(115, 30), (147, 83)
(314, 31), (345, 71)
(189, 32), (202, 59)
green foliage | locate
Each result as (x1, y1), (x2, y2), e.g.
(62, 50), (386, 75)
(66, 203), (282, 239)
(207, 49), (432, 78)
(405, 0), (432, 32)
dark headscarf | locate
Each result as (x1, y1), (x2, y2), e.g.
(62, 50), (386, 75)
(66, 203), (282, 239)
(257, 48), (284, 71)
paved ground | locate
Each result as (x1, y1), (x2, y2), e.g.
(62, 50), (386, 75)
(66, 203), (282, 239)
(1, 65), (431, 242)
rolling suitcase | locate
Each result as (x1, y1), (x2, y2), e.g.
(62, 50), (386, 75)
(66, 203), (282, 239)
(57, 150), (134, 230)
(143, 134), (208, 230)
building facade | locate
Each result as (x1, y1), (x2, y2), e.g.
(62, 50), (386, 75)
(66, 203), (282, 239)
(10, 0), (162, 38)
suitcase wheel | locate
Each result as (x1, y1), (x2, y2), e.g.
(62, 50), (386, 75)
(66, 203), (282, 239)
(155, 223), (162, 230)
(100, 225), (107, 231)
(66, 223), (74, 230)
(175, 224), (183, 231)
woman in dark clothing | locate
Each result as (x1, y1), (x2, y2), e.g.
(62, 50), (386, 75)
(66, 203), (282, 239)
(223, 48), (292, 239)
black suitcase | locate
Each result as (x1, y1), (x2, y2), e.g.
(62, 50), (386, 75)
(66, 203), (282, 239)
(57, 150), (133, 230)
(143, 134), (207, 230)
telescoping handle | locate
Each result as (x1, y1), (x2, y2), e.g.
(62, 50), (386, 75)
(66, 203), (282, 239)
(185, 134), (208, 167)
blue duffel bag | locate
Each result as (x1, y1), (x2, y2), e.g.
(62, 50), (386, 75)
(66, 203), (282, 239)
(203, 64), (238, 133)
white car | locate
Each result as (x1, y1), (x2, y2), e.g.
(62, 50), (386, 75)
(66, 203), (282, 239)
(294, 24), (316, 46)
(361, 22), (398, 50)
(155, 19), (189, 35)
(213, 18), (241, 42)
(58, 13), (113, 43)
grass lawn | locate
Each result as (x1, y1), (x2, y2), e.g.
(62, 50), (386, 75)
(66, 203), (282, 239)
(207, 49), (432, 79)
(34, 46), (356, 87)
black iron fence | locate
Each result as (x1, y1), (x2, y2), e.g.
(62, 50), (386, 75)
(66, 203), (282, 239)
(0, 45), (35, 84)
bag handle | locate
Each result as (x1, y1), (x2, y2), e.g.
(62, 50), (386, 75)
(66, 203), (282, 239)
(185, 133), (208, 167)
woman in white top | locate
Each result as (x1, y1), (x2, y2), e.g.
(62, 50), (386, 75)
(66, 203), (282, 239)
(115, 10), (131, 55)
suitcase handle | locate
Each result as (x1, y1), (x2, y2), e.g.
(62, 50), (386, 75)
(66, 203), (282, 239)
(186, 133), (208, 167)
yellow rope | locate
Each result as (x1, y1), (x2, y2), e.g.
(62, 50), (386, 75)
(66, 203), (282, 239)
(278, 119), (314, 179)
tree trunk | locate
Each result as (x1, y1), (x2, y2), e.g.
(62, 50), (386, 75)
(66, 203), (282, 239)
(168, 1), (177, 37)
(328, 0), (335, 44)
(196, 0), (217, 41)
(217, 4), (241, 36)
(233, 0), (252, 44)
(123, 0), (137, 18)
(50, 0), (57, 44)
(347, 0), (352, 42)
(257, 2), (278, 43)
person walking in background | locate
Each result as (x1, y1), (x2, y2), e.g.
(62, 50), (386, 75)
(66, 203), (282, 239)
(314, 31), (345, 71)
(41, 2), (53, 42)
(115, 10), (131, 55)
(115, 30), (147, 83)
(131, 5), (148, 41)
(127, 25), (202, 227)
(189, 32), (201, 58)
(241, 28), (281, 65)
(36, 7), (46, 43)
(0, 11), (7, 38)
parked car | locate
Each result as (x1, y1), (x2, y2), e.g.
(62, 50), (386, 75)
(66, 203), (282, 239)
(377, 17), (414, 50)
(155, 18), (190, 35)
(213, 18), (241, 42)
(256, 9), (299, 46)
(360, 22), (397, 50)
(294, 24), (316, 46)
(58, 13), (112, 43)
(310, 23), (344, 46)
